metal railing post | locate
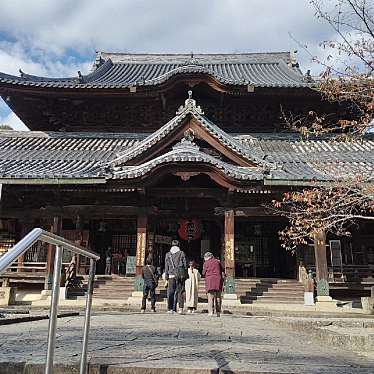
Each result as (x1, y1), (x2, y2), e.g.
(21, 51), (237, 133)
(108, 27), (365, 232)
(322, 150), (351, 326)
(45, 244), (63, 374)
(79, 258), (96, 374)
(0, 228), (100, 372)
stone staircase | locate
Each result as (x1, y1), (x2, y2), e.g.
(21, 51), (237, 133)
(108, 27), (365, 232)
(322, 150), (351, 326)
(236, 278), (304, 304)
(68, 275), (135, 300)
(68, 276), (304, 305)
(0, 271), (46, 287)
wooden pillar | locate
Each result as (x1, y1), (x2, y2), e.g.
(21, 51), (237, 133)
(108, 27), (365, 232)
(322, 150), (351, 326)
(224, 209), (235, 277)
(314, 230), (328, 282)
(136, 215), (147, 276)
(44, 216), (62, 290)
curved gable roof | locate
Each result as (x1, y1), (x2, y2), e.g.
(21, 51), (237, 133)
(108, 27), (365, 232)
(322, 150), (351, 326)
(109, 91), (272, 169)
(0, 52), (310, 90)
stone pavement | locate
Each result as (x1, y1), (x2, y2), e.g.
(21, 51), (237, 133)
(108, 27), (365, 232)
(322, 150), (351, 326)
(26, 296), (368, 318)
(1, 312), (374, 373)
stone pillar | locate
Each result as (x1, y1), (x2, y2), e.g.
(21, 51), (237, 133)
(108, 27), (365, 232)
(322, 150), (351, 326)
(224, 209), (235, 277)
(313, 230), (328, 282)
(135, 215), (147, 276)
(44, 216), (62, 291)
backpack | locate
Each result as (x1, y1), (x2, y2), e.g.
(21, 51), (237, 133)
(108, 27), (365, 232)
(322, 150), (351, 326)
(170, 252), (188, 282)
(144, 265), (159, 287)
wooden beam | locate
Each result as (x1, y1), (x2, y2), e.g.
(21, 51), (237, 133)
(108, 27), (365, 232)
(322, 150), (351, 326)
(149, 187), (226, 199)
(0, 205), (141, 219)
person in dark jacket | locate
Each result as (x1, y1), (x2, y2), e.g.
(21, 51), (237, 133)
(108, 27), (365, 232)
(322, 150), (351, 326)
(141, 257), (158, 313)
(164, 239), (187, 313)
(203, 252), (224, 317)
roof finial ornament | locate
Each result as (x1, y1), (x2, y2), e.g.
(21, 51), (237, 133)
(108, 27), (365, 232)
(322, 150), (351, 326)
(173, 128), (199, 151)
(289, 50), (298, 67)
(183, 128), (195, 142)
(176, 91), (204, 115)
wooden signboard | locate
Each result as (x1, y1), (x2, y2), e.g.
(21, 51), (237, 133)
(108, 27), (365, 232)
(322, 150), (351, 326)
(126, 255), (136, 275)
(155, 235), (172, 245)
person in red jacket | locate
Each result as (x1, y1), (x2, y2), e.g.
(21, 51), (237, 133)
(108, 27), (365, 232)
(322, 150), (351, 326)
(202, 252), (224, 317)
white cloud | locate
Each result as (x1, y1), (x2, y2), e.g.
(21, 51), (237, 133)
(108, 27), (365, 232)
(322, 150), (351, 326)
(0, 42), (91, 130)
(0, 110), (29, 131)
(0, 0), (349, 129)
(0, 0), (334, 72)
(0, 40), (92, 77)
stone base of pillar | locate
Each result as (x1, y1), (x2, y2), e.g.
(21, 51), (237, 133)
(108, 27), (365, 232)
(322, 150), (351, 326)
(304, 292), (315, 306)
(0, 287), (16, 306)
(222, 293), (241, 306)
(39, 289), (51, 301)
(361, 297), (374, 314)
(315, 295), (337, 310)
(41, 289), (52, 298)
(127, 291), (143, 305)
(59, 287), (67, 301)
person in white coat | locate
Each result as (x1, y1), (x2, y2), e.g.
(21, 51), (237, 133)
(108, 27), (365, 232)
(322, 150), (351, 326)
(185, 260), (201, 313)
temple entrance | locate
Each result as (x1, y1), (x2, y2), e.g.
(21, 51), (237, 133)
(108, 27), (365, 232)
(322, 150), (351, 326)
(149, 217), (222, 274)
(235, 219), (296, 279)
(89, 218), (137, 275)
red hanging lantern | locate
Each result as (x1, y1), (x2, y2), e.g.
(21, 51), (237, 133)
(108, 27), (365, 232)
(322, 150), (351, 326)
(177, 219), (201, 242)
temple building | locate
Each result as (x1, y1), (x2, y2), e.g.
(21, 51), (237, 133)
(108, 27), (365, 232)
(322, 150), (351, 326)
(0, 52), (373, 304)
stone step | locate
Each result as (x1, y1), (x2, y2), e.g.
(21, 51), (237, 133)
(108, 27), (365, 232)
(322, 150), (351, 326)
(235, 282), (302, 287)
(93, 293), (133, 298)
(271, 284), (304, 290)
(264, 288), (304, 294)
(1, 273), (45, 279)
(236, 289), (304, 296)
(237, 284), (302, 289)
(105, 280), (135, 284)
(221, 280), (296, 284)
(236, 284), (303, 290)
(8, 279), (45, 284)
(254, 299), (303, 304)
(256, 294), (304, 300)
(240, 295), (303, 300)
(94, 287), (133, 291)
(242, 299), (303, 304)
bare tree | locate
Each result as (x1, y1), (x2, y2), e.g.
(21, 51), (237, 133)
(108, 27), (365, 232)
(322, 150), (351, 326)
(274, 1), (374, 250)
(285, 0), (374, 138)
(272, 180), (374, 250)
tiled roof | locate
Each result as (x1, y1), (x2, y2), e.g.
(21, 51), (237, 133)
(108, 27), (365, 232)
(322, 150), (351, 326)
(0, 130), (373, 184)
(240, 134), (374, 182)
(110, 92), (271, 169)
(0, 52), (309, 89)
(111, 138), (264, 181)
(0, 132), (139, 180)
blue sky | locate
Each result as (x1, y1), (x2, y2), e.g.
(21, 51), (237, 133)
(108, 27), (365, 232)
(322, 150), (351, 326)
(0, 0), (337, 130)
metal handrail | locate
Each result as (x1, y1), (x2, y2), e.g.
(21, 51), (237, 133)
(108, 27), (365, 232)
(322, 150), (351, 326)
(0, 227), (100, 374)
